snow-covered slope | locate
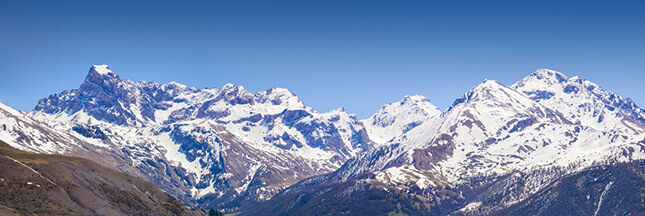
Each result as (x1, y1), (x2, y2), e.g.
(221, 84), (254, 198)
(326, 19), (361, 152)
(0, 101), (126, 158)
(27, 65), (373, 210)
(512, 69), (645, 134)
(254, 69), (645, 215)
(0, 101), (149, 186)
(0, 101), (74, 154)
(362, 95), (441, 144)
(430, 79), (644, 182)
(333, 72), (645, 204)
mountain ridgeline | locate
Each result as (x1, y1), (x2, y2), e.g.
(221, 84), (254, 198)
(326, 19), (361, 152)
(2, 65), (644, 214)
(23, 65), (373, 210)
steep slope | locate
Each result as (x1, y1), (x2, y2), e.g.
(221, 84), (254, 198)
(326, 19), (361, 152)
(0, 101), (99, 155)
(493, 160), (645, 216)
(246, 160), (645, 216)
(27, 65), (373, 210)
(0, 140), (204, 216)
(429, 80), (580, 181)
(0, 101), (144, 180)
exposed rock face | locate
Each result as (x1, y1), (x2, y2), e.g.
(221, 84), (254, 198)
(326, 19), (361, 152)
(35, 65), (192, 126)
(25, 65), (374, 210)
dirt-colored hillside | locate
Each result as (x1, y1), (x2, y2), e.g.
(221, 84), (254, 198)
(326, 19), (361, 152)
(0, 140), (206, 216)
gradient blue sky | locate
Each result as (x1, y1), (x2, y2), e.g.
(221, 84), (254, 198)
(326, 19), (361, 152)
(1, 0), (644, 118)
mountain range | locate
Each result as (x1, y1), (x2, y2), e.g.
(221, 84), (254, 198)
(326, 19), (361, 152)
(1, 65), (643, 215)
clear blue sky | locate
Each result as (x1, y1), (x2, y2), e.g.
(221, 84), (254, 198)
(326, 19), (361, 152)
(1, 0), (644, 118)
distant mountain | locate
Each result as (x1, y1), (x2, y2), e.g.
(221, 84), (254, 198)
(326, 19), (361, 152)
(0, 140), (204, 215)
(24, 65), (373, 210)
(512, 69), (645, 134)
(243, 69), (645, 215)
(362, 95), (441, 144)
(339, 70), (644, 186)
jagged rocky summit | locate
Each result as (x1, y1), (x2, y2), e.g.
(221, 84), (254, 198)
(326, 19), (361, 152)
(21, 65), (373, 210)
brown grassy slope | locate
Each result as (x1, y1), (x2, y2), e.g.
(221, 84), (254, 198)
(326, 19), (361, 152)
(0, 140), (205, 216)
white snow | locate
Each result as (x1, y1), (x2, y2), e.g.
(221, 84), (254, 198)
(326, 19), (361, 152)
(594, 181), (614, 216)
(157, 132), (203, 175)
(154, 102), (188, 123)
(457, 202), (482, 213)
(91, 64), (112, 75)
(0, 102), (23, 116)
(350, 72), (645, 195)
(374, 166), (437, 189)
(363, 95), (441, 144)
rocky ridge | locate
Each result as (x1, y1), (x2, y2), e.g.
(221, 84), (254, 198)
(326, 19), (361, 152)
(25, 65), (373, 210)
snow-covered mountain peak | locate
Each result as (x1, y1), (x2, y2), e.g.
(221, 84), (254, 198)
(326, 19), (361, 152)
(214, 84), (305, 110)
(80, 65), (132, 107)
(512, 69), (571, 94)
(377, 95), (439, 116)
(86, 64), (119, 83)
(266, 87), (292, 96)
(214, 83), (255, 104)
(529, 69), (569, 82)
(164, 81), (187, 88)
(254, 87), (295, 99)
(512, 70), (645, 133)
(362, 95), (441, 144)
(475, 79), (505, 89)
(463, 79), (507, 95)
(26, 65), (377, 207)
(220, 83), (242, 90)
(218, 83), (250, 94)
(336, 78), (574, 182)
(332, 107), (346, 113)
(243, 88), (306, 112)
(513, 69), (570, 91)
(400, 94), (433, 105)
(160, 81), (191, 95)
(449, 79), (535, 111)
(89, 64), (115, 76)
